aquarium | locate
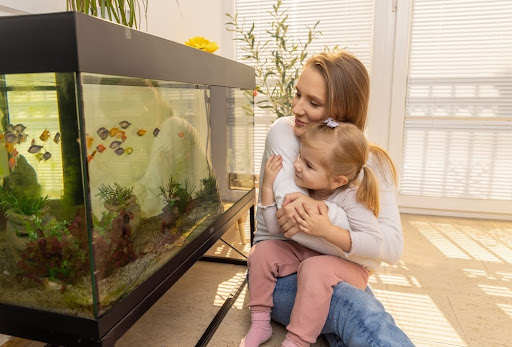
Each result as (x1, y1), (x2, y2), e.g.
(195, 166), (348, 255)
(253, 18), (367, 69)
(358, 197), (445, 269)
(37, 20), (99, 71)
(0, 12), (254, 346)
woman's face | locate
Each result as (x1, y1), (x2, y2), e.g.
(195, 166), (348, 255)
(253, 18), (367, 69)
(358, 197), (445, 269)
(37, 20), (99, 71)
(292, 65), (328, 137)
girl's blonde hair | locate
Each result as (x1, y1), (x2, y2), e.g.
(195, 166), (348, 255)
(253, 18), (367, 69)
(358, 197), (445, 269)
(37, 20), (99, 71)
(305, 51), (370, 131)
(300, 122), (396, 216)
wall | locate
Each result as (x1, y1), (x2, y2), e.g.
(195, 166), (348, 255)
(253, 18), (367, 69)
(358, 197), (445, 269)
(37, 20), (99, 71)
(0, 0), (236, 59)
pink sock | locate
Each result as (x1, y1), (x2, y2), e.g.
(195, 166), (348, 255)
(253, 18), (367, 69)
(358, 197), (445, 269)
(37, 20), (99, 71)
(240, 311), (272, 347)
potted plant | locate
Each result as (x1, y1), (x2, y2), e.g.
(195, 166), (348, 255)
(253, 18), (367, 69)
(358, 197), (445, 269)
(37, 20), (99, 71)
(66, 0), (149, 29)
(97, 183), (141, 233)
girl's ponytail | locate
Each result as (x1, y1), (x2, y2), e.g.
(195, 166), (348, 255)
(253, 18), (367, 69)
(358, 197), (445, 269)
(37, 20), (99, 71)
(356, 165), (380, 216)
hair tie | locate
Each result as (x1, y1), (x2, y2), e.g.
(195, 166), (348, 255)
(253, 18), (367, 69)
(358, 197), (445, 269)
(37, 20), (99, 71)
(362, 164), (367, 170)
(324, 118), (339, 128)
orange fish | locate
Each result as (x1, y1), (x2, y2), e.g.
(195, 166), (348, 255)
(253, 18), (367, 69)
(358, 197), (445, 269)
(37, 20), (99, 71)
(87, 150), (97, 163)
(4, 142), (13, 153)
(137, 129), (147, 136)
(39, 129), (50, 142)
(178, 132), (184, 137)
(96, 144), (106, 153)
(11, 148), (18, 158)
(109, 127), (119, 137)
(0, 134), (4, 143)
(8, 157), (16, 170)
(115, 130), (125, 138)
(86, 136), (94, 149)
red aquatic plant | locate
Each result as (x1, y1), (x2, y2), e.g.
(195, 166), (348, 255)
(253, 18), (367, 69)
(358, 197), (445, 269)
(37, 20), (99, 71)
(93, 209), (138, 278)
(16, 210), (89, 287)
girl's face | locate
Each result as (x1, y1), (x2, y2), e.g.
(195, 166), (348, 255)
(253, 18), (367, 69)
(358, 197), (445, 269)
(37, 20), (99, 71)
(292, 65), (328, 137)
(294, 142), (339, 191)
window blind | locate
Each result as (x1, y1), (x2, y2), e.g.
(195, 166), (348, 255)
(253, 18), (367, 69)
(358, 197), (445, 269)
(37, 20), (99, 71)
(233, 0), (374, 175)
(400, 0), (512, 202)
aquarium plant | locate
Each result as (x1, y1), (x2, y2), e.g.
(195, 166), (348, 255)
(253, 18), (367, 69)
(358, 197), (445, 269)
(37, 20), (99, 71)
(226, 0), (336, 118)
(195, 172), (220, 204)
(97, 183), (141, 233)
(16, 210), (89, 288)
(93, 209), (138, 278)
(158, 177), (196, 215)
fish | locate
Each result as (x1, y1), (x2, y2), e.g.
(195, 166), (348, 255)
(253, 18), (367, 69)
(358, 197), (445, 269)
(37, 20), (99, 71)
(178, 132), (184, 137)
(96, 144), (106, 153)
(39, 129), (50, 142)
(114, 147), (125, 155)
(125, 147), (133, 154)
(110, 141), (122, 149)
(28, 144), (43, 153)
(14, 124), (26, 133)
(43, 152), (52, 161)
(4, 142), (14, 154)
(87, 150), (97, 163)
(53, 132), (61, 144)
(119, 121), (131, 129)
(11, 148), (18, 158)
(86, 136), (94, 149)
(8, 157), (16, 170)
(17, 133), (27, 144)
(4, 132), (17, 143)
(153, 128), (160, 137)
(35, 153), (44, 162)
(109, 127), (119, 137)
(115, 130), (126, 141)
(6, 124), (15, 132)
(31, 138), (36, 146)
(97, 127), (109, 140)
(136, 129), (147, 136)
(0, 134), (4, 143)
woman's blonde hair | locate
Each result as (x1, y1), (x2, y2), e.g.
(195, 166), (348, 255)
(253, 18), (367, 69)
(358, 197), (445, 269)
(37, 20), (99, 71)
(305, 51), (370, 131)
(300, 122), (396, 216)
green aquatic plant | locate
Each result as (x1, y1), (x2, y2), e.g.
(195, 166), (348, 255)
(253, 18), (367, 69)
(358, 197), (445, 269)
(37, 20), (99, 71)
(196, 173), (220, 204)
(158, 177), (196, 214)
(97, 183), (134, 207)
(0, 185), (49, 216)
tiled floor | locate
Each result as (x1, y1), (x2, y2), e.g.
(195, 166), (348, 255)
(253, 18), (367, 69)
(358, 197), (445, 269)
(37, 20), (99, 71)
(1, 213), (511, 346)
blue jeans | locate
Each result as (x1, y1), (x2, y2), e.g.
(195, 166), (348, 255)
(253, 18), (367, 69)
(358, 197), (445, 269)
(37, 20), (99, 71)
(271, 274), (414, 347)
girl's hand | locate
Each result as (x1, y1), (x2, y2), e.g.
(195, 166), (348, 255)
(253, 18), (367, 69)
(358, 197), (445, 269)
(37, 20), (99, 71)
(276, 193), (328, 237)
(260, 154), (282, 206)
(294, 203), (331, 237)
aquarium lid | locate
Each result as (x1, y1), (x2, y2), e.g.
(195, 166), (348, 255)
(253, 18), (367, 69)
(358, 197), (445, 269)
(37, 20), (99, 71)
(0, 12), (255, 89)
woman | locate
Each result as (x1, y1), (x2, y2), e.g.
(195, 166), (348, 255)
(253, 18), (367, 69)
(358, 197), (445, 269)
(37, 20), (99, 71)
(252, 51), (413, 346)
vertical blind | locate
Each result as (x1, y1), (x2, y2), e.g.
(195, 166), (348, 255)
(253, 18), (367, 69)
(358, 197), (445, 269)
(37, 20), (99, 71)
(233, 0), (374, 175)
(400, 0), (512, 201)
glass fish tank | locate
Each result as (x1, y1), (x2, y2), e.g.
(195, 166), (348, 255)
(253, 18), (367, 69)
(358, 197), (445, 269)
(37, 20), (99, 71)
(0, 12), (254, 346)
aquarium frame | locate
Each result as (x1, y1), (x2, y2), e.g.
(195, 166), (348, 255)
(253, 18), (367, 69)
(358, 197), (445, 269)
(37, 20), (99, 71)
(0, 11), (255, 347)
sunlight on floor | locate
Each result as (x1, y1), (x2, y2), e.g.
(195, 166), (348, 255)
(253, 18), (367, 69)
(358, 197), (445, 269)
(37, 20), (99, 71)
(412, 221), (471, 259)
(497, 303), (512, 318)
(412, 220), (512, 263)
(477, 284), (512, 298)
(214, 272), (247, 309)
(373, 273), (422, 288)
(374, 289), (466, 345)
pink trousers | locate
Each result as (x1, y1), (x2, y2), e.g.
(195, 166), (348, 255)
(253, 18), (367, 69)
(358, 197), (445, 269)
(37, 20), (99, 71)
(248, 240), (369, 345)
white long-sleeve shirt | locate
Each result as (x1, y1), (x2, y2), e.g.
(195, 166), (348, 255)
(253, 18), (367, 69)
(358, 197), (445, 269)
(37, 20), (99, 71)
(254, 116), (404, 265)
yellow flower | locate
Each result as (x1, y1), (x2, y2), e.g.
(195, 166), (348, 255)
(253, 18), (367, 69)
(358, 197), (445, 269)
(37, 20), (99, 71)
(185, 36), (219, 54)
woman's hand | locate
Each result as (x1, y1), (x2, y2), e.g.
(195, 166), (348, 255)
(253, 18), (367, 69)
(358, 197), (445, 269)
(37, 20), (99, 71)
(276, 192), (328, 237)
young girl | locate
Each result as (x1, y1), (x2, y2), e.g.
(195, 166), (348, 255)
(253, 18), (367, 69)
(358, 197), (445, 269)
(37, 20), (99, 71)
(242, 120), (396, 347)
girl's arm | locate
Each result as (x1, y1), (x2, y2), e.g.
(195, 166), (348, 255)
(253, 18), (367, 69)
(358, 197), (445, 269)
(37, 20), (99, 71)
(259, 154), (283, 235)
(294, 188), (383, 260)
